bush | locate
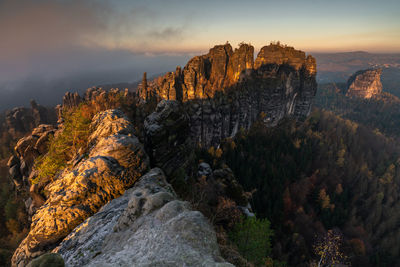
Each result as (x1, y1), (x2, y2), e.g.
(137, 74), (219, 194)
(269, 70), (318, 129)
(229, 216), (273, 266)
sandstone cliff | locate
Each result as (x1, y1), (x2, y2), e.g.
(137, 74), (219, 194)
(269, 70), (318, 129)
(346, 68), (382, 99)
(138, 42), (317, 146)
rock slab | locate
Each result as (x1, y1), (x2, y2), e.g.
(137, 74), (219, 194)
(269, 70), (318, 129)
(54, 168), (233, 267)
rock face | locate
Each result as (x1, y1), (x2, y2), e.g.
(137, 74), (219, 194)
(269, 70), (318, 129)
(54, 167), (232, 267)
(12, 109), (149, 267)
(144, 100), (191, 176)
(139, 42), (317, 146)
(346, 68), (383, 99)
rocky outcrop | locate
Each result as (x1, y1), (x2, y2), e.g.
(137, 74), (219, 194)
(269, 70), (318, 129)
(62, 92), (82, 110)
(139, 42), (316, 102)
(54, 167), (232, 267)
(8, 124), (56, 190)
(58, 87), (133, 122)
(346, 68), (382, 99)
(3, 100), (57, 137)
(139, 42), (317, 146)
(12, 109), (149, 267)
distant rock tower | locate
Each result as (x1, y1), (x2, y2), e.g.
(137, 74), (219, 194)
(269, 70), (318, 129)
(346, 69), (382, 99)
(142, 72), (148, 92)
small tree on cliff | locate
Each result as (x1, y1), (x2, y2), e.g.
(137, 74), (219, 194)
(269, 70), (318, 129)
(33, 104), (91, 184)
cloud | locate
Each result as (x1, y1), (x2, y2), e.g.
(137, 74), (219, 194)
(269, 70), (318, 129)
(0, 0), (196, 109)
(0, 0), (110, 58)
(0, 0), (114, 82)
(148, 27), (185, 41)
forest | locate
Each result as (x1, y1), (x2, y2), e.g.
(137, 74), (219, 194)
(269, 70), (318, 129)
(204, 109), (400, 266)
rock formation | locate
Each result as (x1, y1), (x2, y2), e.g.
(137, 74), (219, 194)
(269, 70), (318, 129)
(255, 44), (316, 73)
(62, 92), (82, 110)
(12, 109), (149, 267)
(346, 68), (382, 99)
(54, 168), (232, 267)
(144, 100), (191, 176)
(2, 100), (57, 137)
(8, 124), (56, 191)
(138, 43), (316, 101)
(57, 87), (133, 122)
(138, 42), (317, 146)
(9, 42), (320, 266)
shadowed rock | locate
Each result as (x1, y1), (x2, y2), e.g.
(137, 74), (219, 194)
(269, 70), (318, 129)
(4, 100), (57, 137)
(144, 100), (191, 177)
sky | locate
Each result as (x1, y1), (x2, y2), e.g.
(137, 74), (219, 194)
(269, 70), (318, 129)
(0, 0), (399, 109)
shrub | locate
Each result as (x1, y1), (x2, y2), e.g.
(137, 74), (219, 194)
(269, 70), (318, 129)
(229, 216), (273, 266)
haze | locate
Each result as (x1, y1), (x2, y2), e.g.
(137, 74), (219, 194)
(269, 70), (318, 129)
(1, 0), (399, 110)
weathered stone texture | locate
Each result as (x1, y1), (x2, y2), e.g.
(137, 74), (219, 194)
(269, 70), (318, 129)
(54, 168), (233, 267)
